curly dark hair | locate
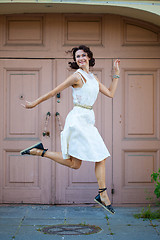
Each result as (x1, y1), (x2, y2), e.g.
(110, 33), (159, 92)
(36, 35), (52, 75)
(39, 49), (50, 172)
(68, 45), (95, 69)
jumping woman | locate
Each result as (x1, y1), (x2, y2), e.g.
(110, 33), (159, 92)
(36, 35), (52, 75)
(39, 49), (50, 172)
(21, 45), (120, 214)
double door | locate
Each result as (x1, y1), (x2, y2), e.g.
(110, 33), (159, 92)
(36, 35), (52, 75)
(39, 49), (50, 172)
(0, 58), (159, 204)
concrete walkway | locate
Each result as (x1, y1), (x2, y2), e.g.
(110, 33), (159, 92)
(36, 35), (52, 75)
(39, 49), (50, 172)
(0, 204), (159, 240)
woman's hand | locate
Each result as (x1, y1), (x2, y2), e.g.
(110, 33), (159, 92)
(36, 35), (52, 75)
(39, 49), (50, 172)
(21, 100), (37, 109)
(114, 59), (120, 75)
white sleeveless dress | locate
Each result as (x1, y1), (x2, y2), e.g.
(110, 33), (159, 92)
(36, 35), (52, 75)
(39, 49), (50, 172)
(61, 69), (110, 162)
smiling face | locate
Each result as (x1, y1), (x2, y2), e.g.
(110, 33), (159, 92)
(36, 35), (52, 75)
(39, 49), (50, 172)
(75, 50), (90, 70)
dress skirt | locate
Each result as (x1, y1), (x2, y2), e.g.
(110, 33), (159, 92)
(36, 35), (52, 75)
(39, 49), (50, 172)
(61, 106), (110, 162)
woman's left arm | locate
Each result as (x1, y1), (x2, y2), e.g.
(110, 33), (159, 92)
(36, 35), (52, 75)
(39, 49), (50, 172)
(97, 59), (120, 98)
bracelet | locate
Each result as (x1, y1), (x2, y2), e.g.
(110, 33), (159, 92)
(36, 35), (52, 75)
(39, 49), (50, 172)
(113, 74), (120, 79)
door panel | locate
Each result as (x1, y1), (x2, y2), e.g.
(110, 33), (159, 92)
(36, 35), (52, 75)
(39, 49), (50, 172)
(113, 59), (160, 204)
(0, 59), (53, 203)
(55, 59), (113, 204)
(6, 71), (39, 138)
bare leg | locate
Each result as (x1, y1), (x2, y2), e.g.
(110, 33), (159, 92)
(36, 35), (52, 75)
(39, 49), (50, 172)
(30, 148), (82, 170)
(95, 159), (111, 206)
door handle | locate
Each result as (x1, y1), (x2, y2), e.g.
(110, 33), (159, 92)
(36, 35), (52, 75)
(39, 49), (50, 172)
(57, 92), (61, 103)
(43, 112), (51, 137)
(55, 112), (63, 132)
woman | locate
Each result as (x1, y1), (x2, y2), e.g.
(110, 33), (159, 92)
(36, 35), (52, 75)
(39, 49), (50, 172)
(21, 45), (120, 214)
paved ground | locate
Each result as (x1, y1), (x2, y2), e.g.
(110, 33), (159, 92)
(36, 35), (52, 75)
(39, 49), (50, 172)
(0, 204), (159, 240)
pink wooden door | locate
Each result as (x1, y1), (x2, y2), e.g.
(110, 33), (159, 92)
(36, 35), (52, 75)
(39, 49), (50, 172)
(55, 59), (113, 204)
(0, 59), (53, 204)
(113, 59), (160, 204)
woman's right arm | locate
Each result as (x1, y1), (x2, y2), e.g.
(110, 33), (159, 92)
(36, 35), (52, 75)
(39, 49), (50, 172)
(23, 73), (80, 109)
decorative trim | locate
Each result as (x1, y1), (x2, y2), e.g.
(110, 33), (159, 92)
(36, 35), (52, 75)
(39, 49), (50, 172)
(122, 17), (160, 46)
(62, 14), (104, 47)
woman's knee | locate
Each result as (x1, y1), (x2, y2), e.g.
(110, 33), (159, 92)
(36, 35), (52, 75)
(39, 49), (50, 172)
(70, 158), (82, 169)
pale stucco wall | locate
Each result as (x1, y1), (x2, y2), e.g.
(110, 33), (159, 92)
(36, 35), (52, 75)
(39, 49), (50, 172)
(0, 1), (160, 26)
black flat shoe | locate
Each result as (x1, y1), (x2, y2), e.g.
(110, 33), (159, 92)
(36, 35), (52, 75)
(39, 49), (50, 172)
(94, 188), (115, 214)
(20, 142), (48, 157)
